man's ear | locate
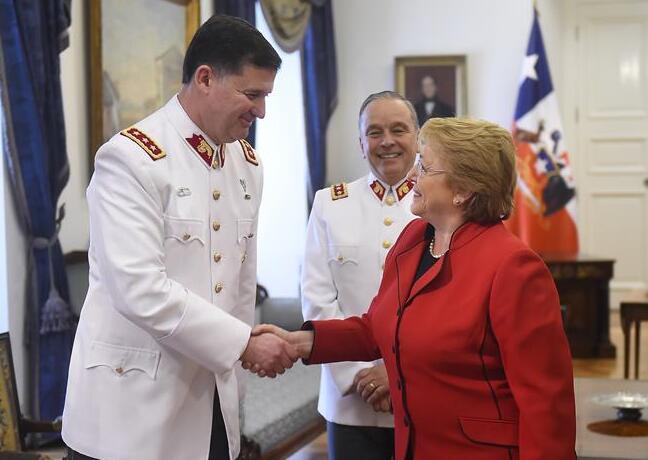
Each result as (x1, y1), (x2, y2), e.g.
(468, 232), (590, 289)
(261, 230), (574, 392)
(359, 136), (367, 159)
(193, 65), (213, 92)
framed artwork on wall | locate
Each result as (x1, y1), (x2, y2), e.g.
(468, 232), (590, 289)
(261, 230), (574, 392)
(88, 0), (201, 165)
(395, 55), (467, 127)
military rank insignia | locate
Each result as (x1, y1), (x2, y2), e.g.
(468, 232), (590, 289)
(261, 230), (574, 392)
(120, 127), (165, 160)
(396, 179), (415, 201)
(186, 134), (215, 167)
(370, 180), (386, 201)
(331, 183), (349, 201)
(238, 139), (259, 166)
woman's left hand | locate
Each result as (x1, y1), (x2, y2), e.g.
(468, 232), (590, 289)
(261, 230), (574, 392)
(353, 364), (391, 411)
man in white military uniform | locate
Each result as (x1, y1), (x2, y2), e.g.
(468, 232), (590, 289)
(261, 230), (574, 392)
(62, 16), (298, 460)
(301, 92), (419, 459)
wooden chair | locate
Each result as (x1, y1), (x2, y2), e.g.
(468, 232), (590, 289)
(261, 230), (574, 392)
(0, 333), (61, 458)
(620, 291), (648, 379)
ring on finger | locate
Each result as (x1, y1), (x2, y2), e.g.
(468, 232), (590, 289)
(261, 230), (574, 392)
(368, 382), (377, 390)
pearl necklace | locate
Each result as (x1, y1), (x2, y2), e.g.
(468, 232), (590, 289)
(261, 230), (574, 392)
(428, 236), (447, 259)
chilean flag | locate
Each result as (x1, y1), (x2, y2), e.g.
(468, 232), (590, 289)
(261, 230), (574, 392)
(505, 8), (578, 255)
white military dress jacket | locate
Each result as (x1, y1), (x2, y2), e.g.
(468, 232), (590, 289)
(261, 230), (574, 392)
(301, 173), (416, 427)
(62, 95), (262, 460)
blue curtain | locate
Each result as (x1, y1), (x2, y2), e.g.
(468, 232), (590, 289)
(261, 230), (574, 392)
(301, 0), (338, 208)
(0, 0), (74, 426)
(213, 0), (257, 147)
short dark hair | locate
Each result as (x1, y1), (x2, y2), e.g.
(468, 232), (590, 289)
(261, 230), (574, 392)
(182, 15), (282, 83)
(358, 91), (419, 131)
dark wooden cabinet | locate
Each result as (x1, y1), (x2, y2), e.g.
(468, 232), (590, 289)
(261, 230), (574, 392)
(542, 254), (616, 359)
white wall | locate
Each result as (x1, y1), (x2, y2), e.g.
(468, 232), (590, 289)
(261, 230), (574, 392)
(326, 0), (564, 183)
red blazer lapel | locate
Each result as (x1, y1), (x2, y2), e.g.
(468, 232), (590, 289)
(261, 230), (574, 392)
(395, 221), (493, 305)
(395, 240), (425, 308)
(407, 254), (446, 303)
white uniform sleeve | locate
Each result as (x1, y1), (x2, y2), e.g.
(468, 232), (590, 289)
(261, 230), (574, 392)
(301, 190), (373, 394)
(89, 143), (251, 376)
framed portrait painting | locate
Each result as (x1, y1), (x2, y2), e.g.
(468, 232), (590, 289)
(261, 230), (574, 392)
(89, 0), (201, 163)
(395, 55), (467, 127)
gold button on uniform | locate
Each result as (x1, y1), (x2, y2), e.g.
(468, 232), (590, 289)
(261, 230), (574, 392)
(337, 255), (344, 262)
(385, 195), (395, 206)
(182, 233), (190, 241)
(212, 190), (221, 200)
(115, 367), (124, 375)
(384, 217), (393, 226)
(382, 240), (392, 249)
(213, 252), (222, 263)
(212, 221), (221, 231)
(214, 283), (223, 293)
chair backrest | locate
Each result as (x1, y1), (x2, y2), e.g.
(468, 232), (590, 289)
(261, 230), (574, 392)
(0, 332), (26, 451)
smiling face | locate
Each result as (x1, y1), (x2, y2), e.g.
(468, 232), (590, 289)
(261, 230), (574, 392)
(194, 64), (276, 143)
(409, 141), (457, 222)
(359, 98), (418, 186)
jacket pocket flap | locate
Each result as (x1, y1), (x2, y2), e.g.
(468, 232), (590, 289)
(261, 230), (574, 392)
(163, 215), (205, 245)
(327, 245), (359, 264)
(459, 416), (518, 447)
(86, 341), (161, 379)
(237, 219), (254, 244)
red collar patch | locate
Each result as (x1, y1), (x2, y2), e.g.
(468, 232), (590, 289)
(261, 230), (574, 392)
(186, 134), (215, 167)
(370, 180), (386, 201)
(396, 179), (415, 201)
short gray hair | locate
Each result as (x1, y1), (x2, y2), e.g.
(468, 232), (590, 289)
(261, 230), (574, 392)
(358, 91), (419, 132)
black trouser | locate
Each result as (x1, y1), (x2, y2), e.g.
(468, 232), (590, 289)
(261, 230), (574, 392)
(67, 387), (229, 460)
(327, 421), (394, 460)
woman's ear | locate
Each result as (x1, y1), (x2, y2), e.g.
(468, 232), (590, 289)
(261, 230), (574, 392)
(453, 191), (473, 207)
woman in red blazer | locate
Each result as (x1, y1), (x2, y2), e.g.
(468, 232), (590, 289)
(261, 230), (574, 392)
(253, 118), (576, 460)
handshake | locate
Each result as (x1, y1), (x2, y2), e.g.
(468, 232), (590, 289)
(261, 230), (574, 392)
(239, 324), (391, 413)
(240, 324), (313, 378)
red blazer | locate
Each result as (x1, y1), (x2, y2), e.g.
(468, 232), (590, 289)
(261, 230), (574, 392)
(307, 219), (576, 460)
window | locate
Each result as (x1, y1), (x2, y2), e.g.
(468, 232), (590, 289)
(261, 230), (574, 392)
(255, 6), (308, 298)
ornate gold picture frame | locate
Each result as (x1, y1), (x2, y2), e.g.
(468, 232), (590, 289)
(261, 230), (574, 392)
(88, 0), (201, 164)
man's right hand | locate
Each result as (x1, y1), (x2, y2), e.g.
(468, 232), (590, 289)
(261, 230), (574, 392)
(239, 332), (299, 378)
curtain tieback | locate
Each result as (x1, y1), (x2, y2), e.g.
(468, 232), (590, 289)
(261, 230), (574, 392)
(32, 205), (73, 335)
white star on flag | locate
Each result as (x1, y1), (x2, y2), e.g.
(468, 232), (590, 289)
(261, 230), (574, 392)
(520, 53), (539, 82)
(534, 157), (549, 175)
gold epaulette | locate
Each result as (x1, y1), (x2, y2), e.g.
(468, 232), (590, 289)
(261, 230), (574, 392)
(330, 183), (349, 201)
(120, 127), (165, 160)
(238, 139), (259, 166)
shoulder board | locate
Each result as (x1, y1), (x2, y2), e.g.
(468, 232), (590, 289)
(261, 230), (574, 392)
(120, 127), (166, 160)
(330, 183), (349, 201)
(238, 139), (259, 166)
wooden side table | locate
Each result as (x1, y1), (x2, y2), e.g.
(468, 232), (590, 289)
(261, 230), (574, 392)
(621, 290), (648, 379)
(543, 254), (616, 358)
